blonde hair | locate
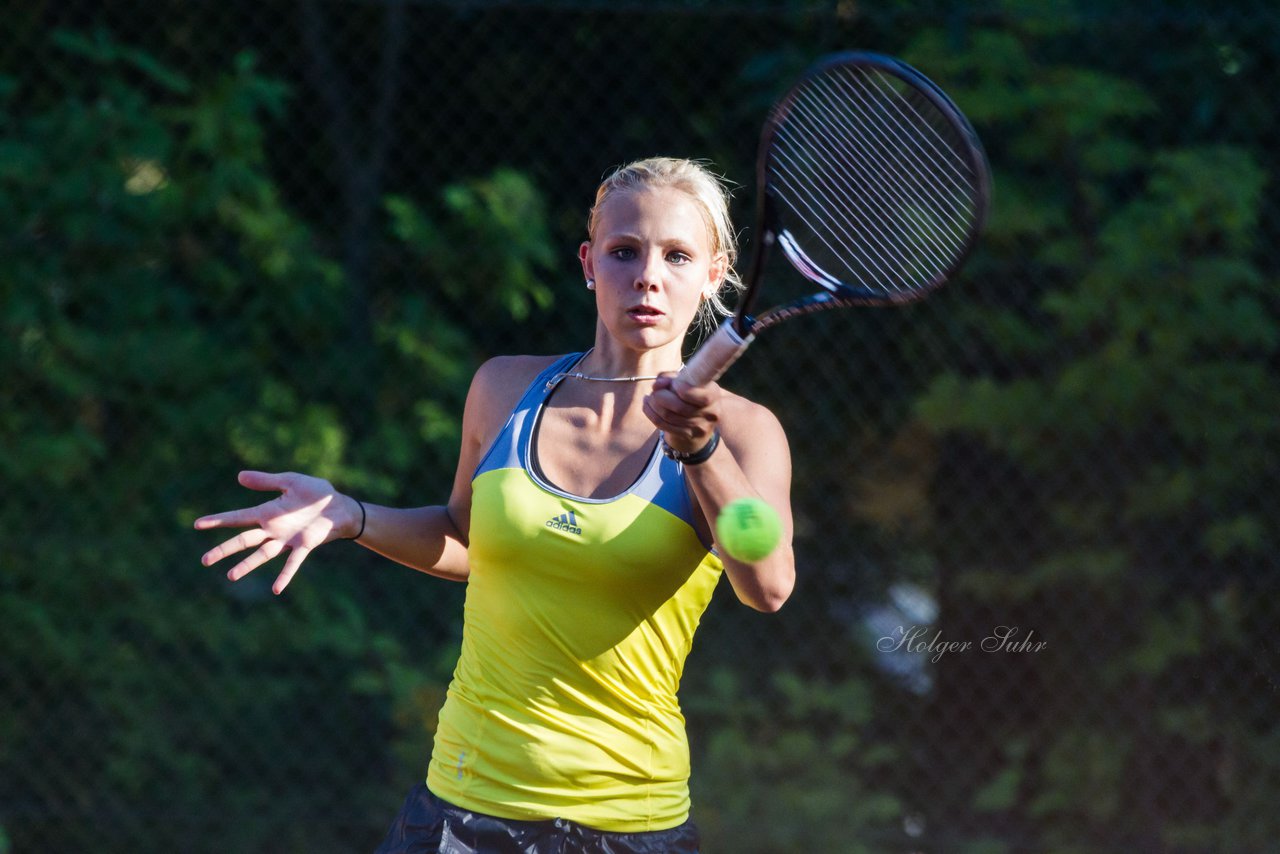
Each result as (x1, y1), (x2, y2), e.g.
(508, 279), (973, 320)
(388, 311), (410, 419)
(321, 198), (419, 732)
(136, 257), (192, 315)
(587, 157), (742, 338)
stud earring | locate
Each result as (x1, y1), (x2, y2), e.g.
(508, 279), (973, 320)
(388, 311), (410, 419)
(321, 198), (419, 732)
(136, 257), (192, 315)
(586, 279), (596, 290)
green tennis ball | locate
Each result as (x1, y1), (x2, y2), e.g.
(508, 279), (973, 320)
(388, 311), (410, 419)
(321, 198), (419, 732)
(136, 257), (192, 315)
(715, 498), (783, 562)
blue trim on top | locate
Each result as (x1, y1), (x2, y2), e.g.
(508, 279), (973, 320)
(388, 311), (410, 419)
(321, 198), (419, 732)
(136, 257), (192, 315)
(470, 352), (699, 532)
(524, 435), (664, 506)
(472, 353), (583, 480)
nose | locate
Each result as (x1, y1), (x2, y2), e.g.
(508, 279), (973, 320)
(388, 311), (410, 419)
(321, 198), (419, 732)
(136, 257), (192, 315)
(634, 250), (663, 291)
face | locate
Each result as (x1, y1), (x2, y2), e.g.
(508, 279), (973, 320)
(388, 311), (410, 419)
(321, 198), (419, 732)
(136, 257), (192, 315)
(579, 186), (726, 354)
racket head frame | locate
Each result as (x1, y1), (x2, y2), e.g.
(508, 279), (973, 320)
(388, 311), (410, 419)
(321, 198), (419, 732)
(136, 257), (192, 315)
(737, 50), (992, 337)
(680, 51), (991, 389)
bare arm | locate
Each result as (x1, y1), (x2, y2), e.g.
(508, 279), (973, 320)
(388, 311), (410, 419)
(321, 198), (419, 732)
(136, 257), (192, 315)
(339, 358), (504, 582)
(194, 356), (544, 593)
(644, 376), (796, 612)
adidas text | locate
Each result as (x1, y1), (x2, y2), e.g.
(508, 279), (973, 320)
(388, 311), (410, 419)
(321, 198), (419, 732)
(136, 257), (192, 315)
(545, 511), (582, 536)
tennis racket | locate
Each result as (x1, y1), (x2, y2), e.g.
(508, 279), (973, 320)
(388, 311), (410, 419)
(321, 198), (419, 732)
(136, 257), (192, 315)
(680, 51), (991, 387)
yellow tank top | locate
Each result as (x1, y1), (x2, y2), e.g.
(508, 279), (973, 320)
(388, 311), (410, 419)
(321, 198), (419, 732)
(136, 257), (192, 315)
(427, 353), (724, 832)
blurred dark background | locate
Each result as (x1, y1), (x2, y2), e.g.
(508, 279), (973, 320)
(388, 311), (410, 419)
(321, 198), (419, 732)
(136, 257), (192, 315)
(3, 1), (1278, 851)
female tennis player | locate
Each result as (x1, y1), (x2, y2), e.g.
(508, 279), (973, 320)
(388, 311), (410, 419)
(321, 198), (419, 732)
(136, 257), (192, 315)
(195, 157), (795, 853)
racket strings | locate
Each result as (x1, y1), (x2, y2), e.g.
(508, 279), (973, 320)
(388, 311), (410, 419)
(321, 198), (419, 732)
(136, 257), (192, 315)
(779, 70), (977, 276)
(830, 70), (977, 245)
(767, 63), (982, 297)
(841, 70), (979, 245)
(777, 102), (972, 288)
(789, 92), (967, 287)
(776, 78), (972, 288)
(855, 69), (980, 199)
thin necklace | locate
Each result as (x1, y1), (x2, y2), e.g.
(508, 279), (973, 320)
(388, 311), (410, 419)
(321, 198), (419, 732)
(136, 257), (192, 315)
(545, 370), (667, 391)
(545, 351), (680, 391)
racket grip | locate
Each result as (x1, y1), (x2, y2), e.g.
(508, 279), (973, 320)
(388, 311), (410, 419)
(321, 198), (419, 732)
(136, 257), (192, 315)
(678, 319), (755, 388)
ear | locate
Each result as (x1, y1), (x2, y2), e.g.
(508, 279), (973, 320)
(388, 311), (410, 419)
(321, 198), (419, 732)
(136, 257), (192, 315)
(579, 241), (594, 280)
(705, 251), (729, 298)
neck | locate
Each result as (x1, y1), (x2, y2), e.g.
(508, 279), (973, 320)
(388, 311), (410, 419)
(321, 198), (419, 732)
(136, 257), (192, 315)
(585, 331), (685, 379)
(544, 348), (680, 396)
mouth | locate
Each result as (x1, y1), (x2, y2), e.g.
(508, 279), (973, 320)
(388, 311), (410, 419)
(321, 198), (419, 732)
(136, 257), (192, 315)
(626, 304), (665, 326)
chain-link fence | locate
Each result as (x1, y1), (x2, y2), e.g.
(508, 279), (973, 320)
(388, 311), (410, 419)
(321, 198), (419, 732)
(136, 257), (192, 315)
(4, 1), (1279, 852)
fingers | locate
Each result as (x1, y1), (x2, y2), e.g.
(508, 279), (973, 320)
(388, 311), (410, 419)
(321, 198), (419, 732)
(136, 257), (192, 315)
(193, 472), (292, 530)
(193, 498), (278, 531)
(646, 374), (724, 454)
(273, 545), (312, 595)
(643, 397), (716, 457)
(196, 470), (315, 594)
(645, 380), (719, 431)
(226, 539), (286, 583)
(201, 528), (270, 566)
(205, 530), (311, 595)
(655, 374), (717, 407)
(642, 395), (685, 434)
(238, 470), (293, 491)
(194, 504), (264, 531)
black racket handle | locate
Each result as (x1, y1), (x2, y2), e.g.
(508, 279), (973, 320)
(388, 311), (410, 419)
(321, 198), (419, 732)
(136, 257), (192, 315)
(678, 319), (755, 388)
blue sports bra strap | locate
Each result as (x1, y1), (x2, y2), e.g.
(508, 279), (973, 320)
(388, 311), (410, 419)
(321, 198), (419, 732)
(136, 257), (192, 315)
(524, 352), (586, 408)
(473, 353), (586, 479)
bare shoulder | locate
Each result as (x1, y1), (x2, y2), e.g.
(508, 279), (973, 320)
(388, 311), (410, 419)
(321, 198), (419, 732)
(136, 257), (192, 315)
(717, 388), (790, 456)
(464, 354), (562, 444)
(471, 354), (561, 401)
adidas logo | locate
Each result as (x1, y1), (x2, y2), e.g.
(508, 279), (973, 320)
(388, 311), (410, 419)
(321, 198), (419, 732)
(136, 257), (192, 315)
(545, 511), (582, 536)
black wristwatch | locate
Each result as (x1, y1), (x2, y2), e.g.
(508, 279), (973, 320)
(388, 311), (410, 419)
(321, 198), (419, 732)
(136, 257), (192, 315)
(660, 427), (720, 465)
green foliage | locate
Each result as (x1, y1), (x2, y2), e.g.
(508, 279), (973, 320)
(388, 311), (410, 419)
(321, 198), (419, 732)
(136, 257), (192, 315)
(1, 29), (558, 853)
(7, 4), (1280, 852)
(906, 6), (1280, 849)
(688, 668), (902, 853)
(386, 169), (556, 321)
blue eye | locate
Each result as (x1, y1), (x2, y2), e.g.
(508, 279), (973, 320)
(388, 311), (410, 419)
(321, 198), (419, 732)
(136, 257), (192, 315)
(611, 247), (636, 260)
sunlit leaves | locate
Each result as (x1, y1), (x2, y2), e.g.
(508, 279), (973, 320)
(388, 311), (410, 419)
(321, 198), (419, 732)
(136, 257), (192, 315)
(386, 168), (556, 321)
